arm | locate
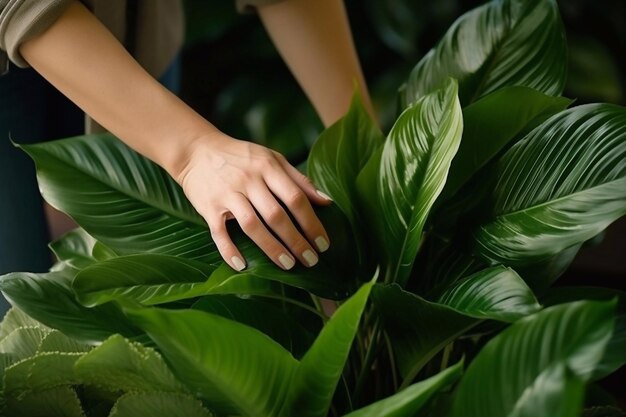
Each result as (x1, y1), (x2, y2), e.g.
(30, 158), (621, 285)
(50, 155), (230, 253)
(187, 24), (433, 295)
(258, 0), (375, 126)
(20, 1), (331, 272)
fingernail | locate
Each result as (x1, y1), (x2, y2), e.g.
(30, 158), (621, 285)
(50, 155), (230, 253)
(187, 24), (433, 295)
(315, 236), (330, 252)
(316, 190), (333, 201)
(278, 253), (295, 270)
(231, 256), (246, 271)
(302, 249), (319, 267)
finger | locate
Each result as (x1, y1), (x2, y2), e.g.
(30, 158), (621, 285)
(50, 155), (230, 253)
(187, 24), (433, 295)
(248, 183), (319, 267)
(274, 153), (333, 206)
(263, 169), (330, 253)
(204, 208), (246, 272)
(228, 193), (297, 270)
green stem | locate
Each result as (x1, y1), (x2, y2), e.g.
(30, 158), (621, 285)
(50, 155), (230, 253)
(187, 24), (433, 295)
(261, 294), (327, 322)
(440, 342), (453, 372)
(352, 319), (382, 406)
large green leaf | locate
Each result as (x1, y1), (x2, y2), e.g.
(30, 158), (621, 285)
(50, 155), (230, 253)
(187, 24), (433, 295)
(401, 0), (566, 108)
(342, 361), (462, 417)
(451, 300), (617, 417)
(124, 305), (299, 416)
(73, 254), (219, 307)
(192, 295), (315, 358)
(279, 281), (373, 417)
(374, 266), (539, 382)
(74, 334), (186, 394)
(0, 269), (141, 343)
(308, 93), (383, 265)
(49, 228), (100, 270)
(4, 386), (85, 417)
(436, 266), (541, 322)
(474, 104), (626, 266)
(20, 134), (219, 264)
(109, 392), (213, 417)
(442, 86), (571, 199)
(357, 78), (462, 285)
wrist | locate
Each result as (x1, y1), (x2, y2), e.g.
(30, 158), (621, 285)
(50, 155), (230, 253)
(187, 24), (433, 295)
(168, 129), (229, 186)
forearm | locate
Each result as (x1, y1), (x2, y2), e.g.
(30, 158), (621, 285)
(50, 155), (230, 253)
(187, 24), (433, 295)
(258, 0), (375, 127)
(19, 1), (216, 180)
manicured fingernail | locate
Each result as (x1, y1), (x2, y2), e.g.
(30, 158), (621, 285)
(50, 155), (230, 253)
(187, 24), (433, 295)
(231, 256), (246, 271)
(279, 253), (295, 270)
(302, 249), (319, 267)
(315, 236), (330, 252)
(316, 190), (333, 201)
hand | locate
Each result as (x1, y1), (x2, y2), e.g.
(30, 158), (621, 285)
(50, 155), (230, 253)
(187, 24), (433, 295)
(176, 132), (332, 271)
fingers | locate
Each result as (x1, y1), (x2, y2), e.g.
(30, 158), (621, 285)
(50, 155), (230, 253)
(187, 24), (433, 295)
(274, 152), (333, 206)
(248, 183), (320, 267)
(228, 193), (297, 271)
(263, 167), (331, 255)
(204, 209), (247, 272)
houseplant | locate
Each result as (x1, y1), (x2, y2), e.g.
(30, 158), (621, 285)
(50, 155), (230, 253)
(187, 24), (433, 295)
(1, 0), (625, 415)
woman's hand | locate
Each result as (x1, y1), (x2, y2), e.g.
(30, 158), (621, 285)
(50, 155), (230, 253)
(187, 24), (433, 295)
(176, 132), (332, 271)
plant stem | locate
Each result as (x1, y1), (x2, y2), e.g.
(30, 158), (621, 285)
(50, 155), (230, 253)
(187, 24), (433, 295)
(352, 319), (382, 406)
(440, 342), (453, 372)
(261, 294), (327, 322)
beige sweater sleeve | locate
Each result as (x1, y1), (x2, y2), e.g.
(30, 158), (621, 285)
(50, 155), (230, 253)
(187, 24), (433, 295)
(0, 0), (75, 68)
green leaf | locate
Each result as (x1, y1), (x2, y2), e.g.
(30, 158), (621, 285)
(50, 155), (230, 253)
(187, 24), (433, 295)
(37, 330), (91, 354)
(442, 86), (571, 199)
(0, 327), (49, 362)
(74, 334), (187, 394)
(124, 305), (299, 416)
(474, 104), (626, 266)
(73, 254), (219, 307)
(401, 0), (566, 107)
(20, 134), (220, 264)
(0, 307), (47, 341)
(436, 266), (541, 322)
(4, 352), (84, 397)
(357, 78), (463, 285)
(279, 281), (374, 417)
(49, 228), (100, 270)
(0, 269), (141, 343)
(451, 300), (617, 417)
(341, 360), (463, 417)
(109, 392), (213, 417)
(192, 295), (315, 358)
(308, 93), (383, 265)
(4, 386), (85, 417)
(374, 266), (539, 382)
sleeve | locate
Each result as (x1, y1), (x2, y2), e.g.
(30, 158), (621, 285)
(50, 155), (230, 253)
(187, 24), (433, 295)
(236, 0), (290, 14)
(0, 0), (74, 68)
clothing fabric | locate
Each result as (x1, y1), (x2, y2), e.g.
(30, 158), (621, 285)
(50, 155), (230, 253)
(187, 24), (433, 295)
(0, 0), (184, 79)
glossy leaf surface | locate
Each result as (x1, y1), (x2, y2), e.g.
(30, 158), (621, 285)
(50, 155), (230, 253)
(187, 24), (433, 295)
(21, 134), (219, 264)
(474, 104), (626, 266)
(0, 269), (140, 343)
(342, 361), (462, 417)
(374, 266), (539, 380)
(358, 78), (462, 284)
(279, 281), (373, 417)
(443, 86), (571, 198)
(451, 300), (616, 417)
(125, 305), (299, 416)
(401, 0), (567, 107)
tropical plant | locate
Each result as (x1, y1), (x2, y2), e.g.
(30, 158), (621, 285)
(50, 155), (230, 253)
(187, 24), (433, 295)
(1, 0), (625, 416)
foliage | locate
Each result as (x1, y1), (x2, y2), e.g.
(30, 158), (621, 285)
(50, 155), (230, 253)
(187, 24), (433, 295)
(2, 0), (626, 416)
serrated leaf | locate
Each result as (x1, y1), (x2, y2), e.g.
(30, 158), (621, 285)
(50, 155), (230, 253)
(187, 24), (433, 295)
(0, 327), (49, 362)
(74, 334), (186, 394)
(4, 386), (85, 417)
(37, 330), (92, 354)
(0, 307), (47, 341)
(109, 392), (213, 417)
